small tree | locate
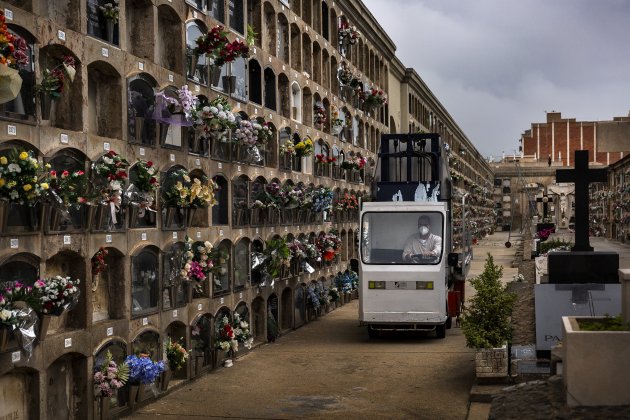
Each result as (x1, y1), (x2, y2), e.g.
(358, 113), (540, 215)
(461, 253), (516, 348)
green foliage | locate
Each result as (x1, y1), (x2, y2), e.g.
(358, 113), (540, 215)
(539, 238), (573, 254)
(461, 253), (516, 349)
(263, 237), (290, 279)
(578, 315), (630, 331)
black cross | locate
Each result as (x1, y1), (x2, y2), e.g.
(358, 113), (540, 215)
(556, 150), (607, 251)
(536, 194), (551, 218)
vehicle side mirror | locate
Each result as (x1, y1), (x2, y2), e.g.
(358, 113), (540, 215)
(447, 252), (459, 267)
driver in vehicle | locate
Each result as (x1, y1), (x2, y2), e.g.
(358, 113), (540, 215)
(402, 215), (442, 262)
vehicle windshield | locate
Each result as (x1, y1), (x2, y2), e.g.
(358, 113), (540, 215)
(361, 211), (444, 265)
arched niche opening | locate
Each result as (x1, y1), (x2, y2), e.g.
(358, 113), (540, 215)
(126, 0), (154, 61)
(190, 314), (213, 376)
(127, 73), (157, 146)
(251, 297), (265, 343)
(44, 250), (87, 332)
(278, 73), (290, 118)
(248, 0), (263, 48)
(321, 1), (330, 40)
(127, 161), (158, 229)
(212, 239), (232, 296)
(290, 23), (301, 70)
(301, 0), (312, 26)
(251, 238), (264, 285)
(302, 33), (312, 78)
(46, 353), (88, 419)
(93, 340), (128, 414)
(209, 0), (224, 22)
(38, 45), (82, 131)
(160, 165), (187, 230)
(213, 306), (231, 364)
(234, 238), (250, 290)
(212, 175), (229, 225)
(165, 321), (188, 382)
(280, 287), (293, 331)
(264, 122), (278, 168)
(161, 241), (186, 310)
(291, 82), (302, 122)
(267, 294), (279, 342)
(232, 174), (250, 227)
(263, 67), (276, 110)
(294, 283), (306, 328)
(262, 1), (275, 54)
(87, 61), (122, 139)
(277, 13), (290, 62)
(187, 168), (211, 227)
(249, 59), (263, 105)
(278, 127), (292, 171)
(312, 42), (321, 85)
(87, 0), (120, 45)
(303, 87), (313, 127)
(130, 246), (160, 317)
(157, 5), (183, 74)
(91, 247), (125, 323)
(234, 302), (251, 352)
(322, 49), (330, 89)
(186, 20), (210, 85)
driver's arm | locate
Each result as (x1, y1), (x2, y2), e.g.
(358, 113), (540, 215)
(402, 237), (414, 261)
(431, 235), (442, 256)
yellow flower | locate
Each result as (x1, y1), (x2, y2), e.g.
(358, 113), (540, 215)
(0, 156), (7, 165)
(0, 178), (4, 187)
(23, 184), (32, 192)
(305, 139), (313, 145)
(40, 182), (49, 190)
(19, 152), (28, 160)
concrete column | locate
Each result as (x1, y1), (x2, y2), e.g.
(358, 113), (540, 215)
(620, 269), (630, 324)
(552, 122), (555, 161)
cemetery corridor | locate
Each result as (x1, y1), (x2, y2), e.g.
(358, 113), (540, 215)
(126, 300), (475, 420)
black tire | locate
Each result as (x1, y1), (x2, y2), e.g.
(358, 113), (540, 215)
(367, 325), (379, 339)
(445, 316), (452, 330)
(436, 323), (446, 339)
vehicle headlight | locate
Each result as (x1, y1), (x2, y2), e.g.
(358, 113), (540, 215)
(416, 281), (434, 290)
(368, 281), (386, 289)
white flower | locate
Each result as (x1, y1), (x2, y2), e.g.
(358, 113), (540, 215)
(217, 104), (223, 111)
(7, 163), (21, 173)
(240, 321), (248, 329)
(103, 157), (113, 165)
(218, 111), (226, 119)
(204, 241), (212, 249)
(0, 309), (12, 321)
(244, 337), (253, 349)
(9, 190), (18, 199)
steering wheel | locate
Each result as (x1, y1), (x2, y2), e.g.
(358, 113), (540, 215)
(409, 253), (437, 263)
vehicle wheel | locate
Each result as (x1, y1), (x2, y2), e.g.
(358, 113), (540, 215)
(445, 316), (452, 330)
(367, 326), (379, 339)
(436, 323), (446, 339)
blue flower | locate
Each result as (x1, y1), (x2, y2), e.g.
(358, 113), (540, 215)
(125, 354), (165, 385)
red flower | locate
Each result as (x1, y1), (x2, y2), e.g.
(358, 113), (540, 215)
(323, 250), (335, 261)
(61, 170), (69, 178)
(149, 177), (157, 184)
(107, 150), (117, 157)
(50, 170), (57, 178)
(146, 161), (153, 167)
(76, 170), (84, 176)
(116, 171), (128, 179)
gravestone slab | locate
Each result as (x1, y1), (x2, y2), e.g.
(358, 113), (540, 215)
(535, 283), (621, 351)
(548, 252), (619, 284)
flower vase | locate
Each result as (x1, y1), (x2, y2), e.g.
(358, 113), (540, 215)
(105, 19), (115, 43)
(184, 281), (193, 303)
(38, 314), (53, 341)
(159, 123), (170, 145)
(97, 396), (110, 420)
(186, 207), (197, 227)
(160, 369), (172, 392)
(195, 354), (205, 376)
(188, 54), (199, 78)
(134, 117), (145, 142)
(209, 66), (222, 86)
(128, 384), (140, 410)
(0, 327), (8, 352)
(222, 75), (236, 94)
(39, 93), (55, 121)
(250, 208), (261, 226)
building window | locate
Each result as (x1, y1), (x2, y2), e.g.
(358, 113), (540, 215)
(209, 0), (225, 22)
(229, 0), (244, 34)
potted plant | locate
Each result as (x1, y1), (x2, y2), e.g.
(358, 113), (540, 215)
(162, 337), (189, 391)
(93, 350), (128, 420)
(261, 236), (290, 281)
(461, 254), (516, 381)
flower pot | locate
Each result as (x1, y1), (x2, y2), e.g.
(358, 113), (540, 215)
(188, 54), (199, 79)
(39, 93), (55, 121)
(163, 207), (184, 229)
(194, 354), (205, 376)
(209, 65), (222, 86)
(184, 281), (193, 303)
(105, 19), (115, 44)
(332, 125), (343, 135)
(0, 64), (22, 104)
(98, 396), (110, 420)
(0, 202), (41, 234)
(128, 384), (143, 410)
(222, 75), (236, 94)
(38, 314), (53, 341)
(250, 208), (261, 226)
(186, 207), (197, 227)
(474, 346), (508, 381)
(134, 116), (145, 143)
(223, 358), (233, 368)
(160, 370), (172, 392)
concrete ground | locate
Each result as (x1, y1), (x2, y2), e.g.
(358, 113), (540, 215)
(126, 231), (520, 420)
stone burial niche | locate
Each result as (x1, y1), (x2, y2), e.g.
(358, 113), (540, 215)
(44, 249), (87, 334)
(190, 313), (213, 377)
(90, 246), (126, 324)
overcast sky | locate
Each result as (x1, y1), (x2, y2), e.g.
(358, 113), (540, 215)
(362, 0), (630, 160)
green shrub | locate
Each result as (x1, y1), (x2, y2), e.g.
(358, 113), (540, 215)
(578, 315), (630, 331)
(461, 253), (516, 348)
(539, 238), (573, 254)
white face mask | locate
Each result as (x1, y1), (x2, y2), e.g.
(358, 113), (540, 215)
(419, 226), (429, 236)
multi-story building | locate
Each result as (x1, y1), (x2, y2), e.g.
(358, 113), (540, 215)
(0, 1), (493, 418)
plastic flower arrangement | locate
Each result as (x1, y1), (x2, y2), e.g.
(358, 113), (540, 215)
(187, 175), (218, 209)
(339, 22), (361, 45)
(329, 287), (340, 303)
(281, 184), (303, 209)
(190, 96), (236, 136)
(165, 337), (189, 371)
(294, 138), (314, 157)
(94, 351), (128, 398)
(1, 281), (39, 312)
(279, 141), (296, 156)
(181, 236), (217, 292)
(35, 275), (81, 315)
(311, 187), (333, 213)
(46, 167), (90, 209)
(262, 236), (291, 279)
(287, 237), (306, 260)
(125, 354), (165, 385)
(91, 247), (108, 276)
(335, 193), (359, 211)
(303, 242), (322, 262)
(34, 55), (76, 100)
(315, 154), (336, 165)
(98, 1), (120, 22)
(0, 293), (19, 328)
(0, 11), (28, 69)
(316, 231), (342, 262)
(337, 64), (354, 86)
(232, 312), (253, 350)
(341, 154), (367, 171)
(92, 150), (129, 207)
(0, 149), (48, 205)
(330, 105), (344, 132)
(313, 103), (327, 127)
(194, 25), (252, 67)
(306, 284), (321, 309)
(359, 88), (388, 109)
(131, 159), (159, 193)
(215, 315), (238, 354)
(162, 169), (190, 207)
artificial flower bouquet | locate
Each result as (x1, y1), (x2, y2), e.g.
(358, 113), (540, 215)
(314, 103), (327, 127)
(187, 175), (218, 209)
(34, 275), (81, 315)
(311, 187), (333, 213)
(0, 292), (19, 328)
(262, 236), (291, 279)
(0, 11), (28, 69)
(99, 1), (120, 22)
(125, 354), (165, 385)
(94, 350), (128, 398)
(359, 88), (387, 109)
(232, 312), (253, 350)
(215, 315), (238, 355)
(335, 192), (359, 211)
(306, 283), (321, 310)
(190, 96), (236, 136)
(294, 138), (314, 157)
(279, 141), (296, 156)
(315, 154), (336, 165)
(165, 337), (189, 371)
(45, 167), (90, 209)
(339, 22), (361, 45)
(92, 150), (129, 206)
(316, 231), (342, 262)
(35, 55), (76, 100)
(131, 159), (159, 193)
(337, 64), (354, 86)
(0, 149), (48, 205)
(194, 25), (251, 66)
(91, 247), (108, 276)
